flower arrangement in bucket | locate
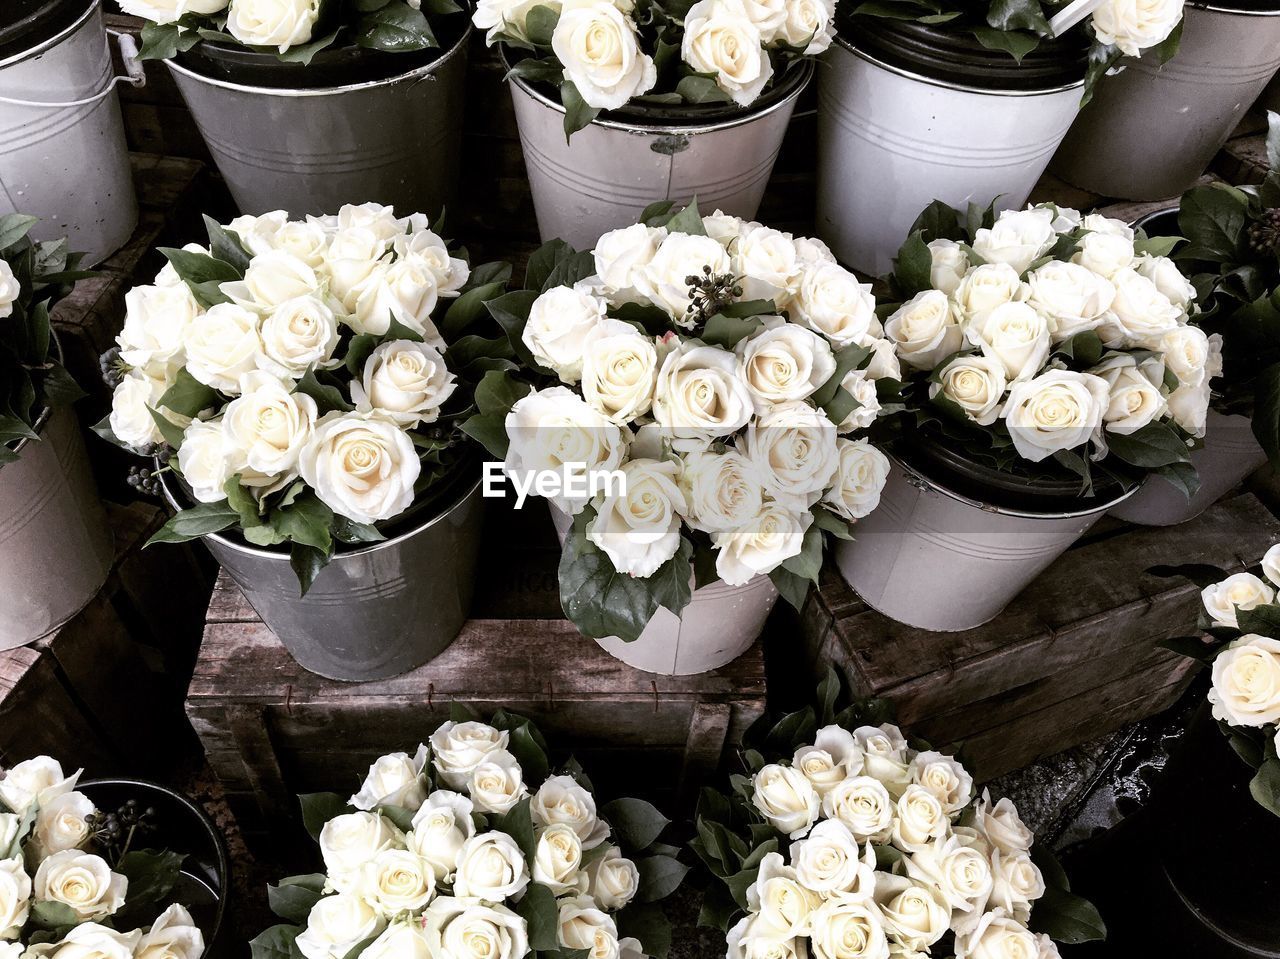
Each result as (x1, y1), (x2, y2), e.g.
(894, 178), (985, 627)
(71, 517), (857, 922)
(0, 754), (209, 959)
(252, 709), (683, 959)
(691, 670), (1106, 957)
(461, 202), (897, 671)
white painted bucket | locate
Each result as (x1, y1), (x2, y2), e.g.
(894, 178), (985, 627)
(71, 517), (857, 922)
(835, 453), (1132, 631)
(548, 505), (776, 675)
(1109, 411), (1269, 525)
(1052, 3), (1280, 200)
(0, 407), (113, 648)
(816, 30), (1083, 276)
(0, 0), (139, 267)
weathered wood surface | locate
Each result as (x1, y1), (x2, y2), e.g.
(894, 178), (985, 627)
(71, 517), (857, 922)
(800, 492), (1280, 780)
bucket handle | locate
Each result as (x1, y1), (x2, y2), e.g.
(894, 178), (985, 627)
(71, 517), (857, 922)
(1048, 0), (1107, 35)
(0, 30), (146, 108)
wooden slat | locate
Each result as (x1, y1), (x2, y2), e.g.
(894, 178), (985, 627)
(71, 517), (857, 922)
(0, 648), (118, 772)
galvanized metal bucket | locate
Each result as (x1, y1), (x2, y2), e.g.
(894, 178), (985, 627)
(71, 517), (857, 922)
(507, 61), (811, 251)
(816, 33), (1083, 276)
(0, 407), (114, 648)
(161, 474), (485, 682)
(164, 27), (470, 218)
(835, 453), (1133, 632)
(548, 505), (775, 675)
(1109, 410), (1269, 525)
(1052, 3), (1280, 200)
(0, 0), (138, 266)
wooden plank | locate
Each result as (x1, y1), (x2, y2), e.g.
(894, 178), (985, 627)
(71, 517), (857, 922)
(1213, 134), (1269, 186)
(0, 647), (119, 772)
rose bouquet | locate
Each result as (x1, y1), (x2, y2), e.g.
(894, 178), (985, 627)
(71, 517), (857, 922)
(0, 215), (89, 467)
(692, 670), (1106, 958)
(252, 709), (682, 959)
(0, 755), (206, 959)
(98, 204), (512, 592)
(879, 199), (1212, 498)
(461, 202), (897, 643)
(126, 0), (465, 64)
(477, 0), (829, 136)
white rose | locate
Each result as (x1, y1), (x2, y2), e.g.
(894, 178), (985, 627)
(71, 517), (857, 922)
(864, 339), (901, 381)
(1202, 573), (1274, 629)
(872, 874), (950, 952)
(0, 261), (18, 319)
(734, 224), (803, 303)
(966, 300), (1051, 384)
(1210, 637), (1280, 727)
(1091, 354), (1167, 434)
(1158, 325), (1211, 389)
(821, 777), (892, 842)
(972, 792), (1033, 856)
(585, 846), (639, 910)
(953, 263), (1028, 323)
(1071, 232), (1134, 280)
(1035, 933), (1062, 959)
(746, 853), (820, 938)
(408, 791), (476, 882)
(910, 751), (973, 816)
(1167, 380), (1211, 437)
(704, 211), (746, 248)
(134, 903), (206, 959)
(379, 255), (450, 345)
(532, 824), (587, 896)
(791, 819), (876, 897)
(794, 234), (836, 267)
(581, 323), (659, 424)
(423, 898), (530, 959)
(391, 232), (469, 298)
(351, 340), (456, 426)
(639, 233), (732, 322)
(0, 757), (79, 815)
(117, 284), (201, 373)
(793, 726), (864, 797)
(589, 458), (686, 577)
(791, 263), (879, 348)
(971, 209), (1057, 275)
(1080, 214), (1133, 240)
(1025, 261), (1115, 343)
(653, 341), (754, 447)
(930, 354), (1007, 427)
(296, 894), (386, 959)
(740, 400), (840, 508)
(333, 203), (398, 239)
(776, 0), (834, 52)
(1101, 269), (1184, 347)
(713, 503), (812, 586)
(752, 764), (819, 838)
(558, 895), (618, 950)
(1091, 0), (1184, 57)
(854, 725), (910, 791)
(359, 921), (432, 959)
(454, 833), (530, 901)
(430, 722), (510, 790)
(956, 910), (1038, 959)
(531, 776), (610, 849)
(835, 371), (881, 433)
(823, 438), (890, 522)
(298, 411), (418, 524)
(109, 371), (170, 449)
(739, 0), (787, 39)
(553, 0), (657, 110)
(988, 849), (1045, 921)
(809, 895), (891, 959)
(231, 251), (320, 313)
(1135, 254), (1195, 309)
(222, 370), (318, 492)
(726, 915), (806, 959)
(523, 285), (608, 383)
(927, 239), (969, 296)
(34, 851), (126, 921)
(177, 418), (234, 504)
(891, 785), (948, 853)
(885, 291), (962, 371)
(680, 449), (767, 534)
(473, 0), (563, 42)
(325, 228), (390, 307)
(905, 834), (993, 916)
(226, 0), (321, 52)
(31, 791), (96, 861)
(469, 749), (528, 816)
(272, 220), (330, 268)
(184, 302), (263, 393)
(1264, 543), (1280, 588)
(257, 296), (340, 378)
(318, 812), (401, 892)
(1001, 369), (1109, 462)
(225, 212), (288, 257)
(26, 924), (140, 959)
(682, 0), (773, 106)
(350, 745), (429, 812)
(115, 0), (228, 23)
(361, 848), (436, 915)
(594, 225), (666, 304)
(0, 857), (30, 937)
(738, 321), (836, 411)
(1037, 203), (1082, 233)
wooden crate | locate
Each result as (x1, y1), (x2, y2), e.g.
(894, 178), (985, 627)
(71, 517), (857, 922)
(798, 492), (1280, 781)
(185, 499), (767, 855)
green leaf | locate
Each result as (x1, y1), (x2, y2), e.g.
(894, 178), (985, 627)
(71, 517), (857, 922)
(249, 924), (303, 959)
(40, 364), (84, 408)
(148, 407), (186, 450)
(639, 201), (677, 225)
(1132, 233), (1183, 258)
(779, 521), (823, 583)
(505, 57), (565, 85)
(1105, 421), (1192, 469)
(508, 723), (551, 784)
(526, 4), (560, 45)
(985, 0), (1051, 33)
(637, 855), (688, 902)
(701, 313), (766, 349)
(441, 279), (512, 339)
(356, 2), (438, 51)
(146, 501), (240, 545)
(29, 900), (79, 931)
(1157, 635), (1219, 664)
(276, 493), (334, 554)
(813, 344), (873, 408)
(617, 902), (673, 959)
(278, 29), (342, 64)
(0, 214), (38, 253)
(1236, 603), (1280, 637)
(294, 368), (355, 415)
(376, 804), (416, 833)
(814, 506), (854, 541)
(498, 797), (538, 860)
(893, 230), (933, 298)
(1052, 330), (1103, 368)
(971, 25), (1041, 62)
(515, 882), (560, 950)
(561, 81), (601, 140)
(159, 245), (241, 295)
(602, 797), (671, 851)
(1177, 183), (1250, 263)
(907, 200), (964, 243)
(665, 200), (707, 237)
(332, 516), (386, 545)
(203, 214), (252, 274)
(769, 565), (811, 611)
(487, 289), (544, 368)
(1252, 361), (1280, 468)
(158, 367), (220, 419)
(299, 793), (353, 840)
(1027, 885), (1108, 943)
(675, 75), (733, 104)
(526, 239), (575, 292)
(117, 848), (184, 912)
(136, 19), (201, 60)
(1152, 459), (1201, 501)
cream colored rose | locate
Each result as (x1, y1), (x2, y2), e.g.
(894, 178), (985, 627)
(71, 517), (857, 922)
(1091, 354), (1167, 435)
(704, 211), (746, 248)
(835, 371), (881, 433)
(531, 775), (610, 849)
(319, 812), (401, 893)
(713, 503), (812, 586)
(454, 833), (529, 901)
(872, 874), (950, 953)
(927, 239), (969, 296)
(296, 894), (386, 959)
(257, 296), (340, 378)
(726, 913), (807, 959)
(0, 857), (30, 938)
(351, 340), (456, 427)
(737, 322), (836, 411)
(1025, 261), (1115, 342)
(808, 895), (890, 959)
(588, 458), (686, 578)
(408, 791), (475, 882)
(930, 354), (1007, 427)
(823, 438), (889, 523)
(973, 792), (1033, 856)
(972, 209), (1057, 275)
(554, 0), (656, 110)
(793, 725), (864, 797)
(853, 725), (911, 795)
(0, 261), (17, 319)
(864, 339), (901, 381)
(271, 219), (330, 268)
(653, 342), (754, 447)
(34, 851), (126, 921)
(1091, 0), (1184, 57)
(1072, 231), (1134, 281)
(116, 0), (227, 24)
(558, 895), (618, 951)
(1102, 269), (1184, 347)
(184, 302), (263, 393)
(360, 921), (432, 959)
(680, 450), (766, 534)
(739, 0), (786, 39)
(956, 910), (1039, 959)
(639, 233), (732, 322)
(117, 284), (201, 373)
(1264, 543), (1280, 588)
(1081, 214), (1133, 240)
(1001, 369), (1108, 462)
(1167, 380), (1211, 437)
(25, 924), (140, 959)
(423, 898), (530, 959)
(746, 852), (820, 938)
(752, 764), (819, 839)
(953, 263), (1028, 323)
(226, 0), (321, 52)
(1209, 635), (1280, 726)
(734, 224), (803, 304)
(905, 834), (993, 916)
(430, 722), (510, 790)
(1035, 933), (1062, 959)
(822, 777), (893, 843)
(910, 751), (973, 816)
(223, 370), (318, 491)
(1202, 573), (1275, 629)
(581, 322), (659, 424)
(791, 263), (879, 348)
(795, 235), (836, 267)
(740, 400), (839, 508)
(134, 903), (205, 959)
(885, 290), (962, 371)
(381, 255), (450, 343)
(791, 819), (875, 897)
(776, 0), (835, 52)
(989, 849), (1045, 922)
(226, 212), (288, 257)
(682, 0), (773, 106)
(594, 224), (666, 304)
(361, 848), (436, 915)
(891, 785), (948, 853)
(350, 745), (428, 812)
(1135, 254), (1196, 309)
(299, 411), (418, 524)
(532, 824), (587, 896)
(470, 749), (528, 816)
(325, 228), (390, 308)
(225, 250), (320, 313)
(31, 791), (95, 862)
(586, 846), (639, 910)
(523, 285), (608, 383)
(1157, 325), (1211, 389)
(473, 0), (564, 42)
(0, 757), (79, 815)
(392, 229), (469, 299)
(109, 371), (170, 449)
(176, 418), (232, 504)
(965, 302), (1050, 383)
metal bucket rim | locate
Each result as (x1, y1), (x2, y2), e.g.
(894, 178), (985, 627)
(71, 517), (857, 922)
(162, 22), (471, 97)
(1189, 1), (1280, 15)
(832, 33), (1086, 96)
(158, 468), (483, 561)
(888, 449), (1139, 519)
(1131, 205), (1180, 231)
(0, 0), (96, 70)
(506, 58), (814, 134)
